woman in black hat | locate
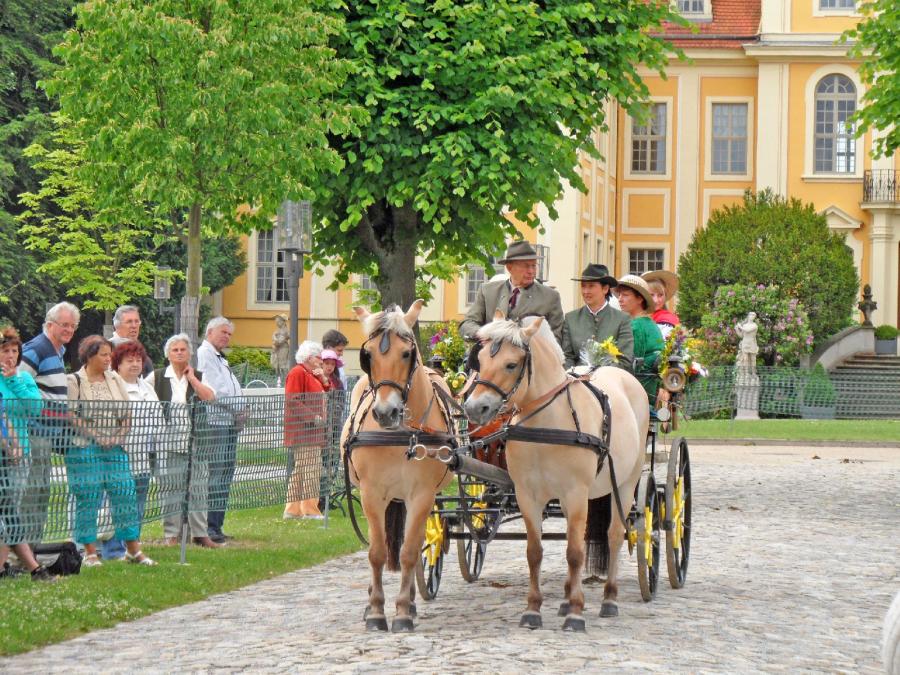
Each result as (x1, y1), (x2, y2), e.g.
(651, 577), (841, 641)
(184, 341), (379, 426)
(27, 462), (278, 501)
(561, 264), (634, 369)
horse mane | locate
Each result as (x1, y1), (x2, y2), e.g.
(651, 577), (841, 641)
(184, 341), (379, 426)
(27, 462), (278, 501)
(476, 315), (564, 366)
(362, 305), (414, 339)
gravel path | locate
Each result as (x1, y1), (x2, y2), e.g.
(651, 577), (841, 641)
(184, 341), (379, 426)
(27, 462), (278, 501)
(2, 443), (897, 674)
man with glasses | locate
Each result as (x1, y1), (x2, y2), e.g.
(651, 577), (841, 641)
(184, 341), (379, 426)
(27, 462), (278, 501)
(18, 302), (80, 546)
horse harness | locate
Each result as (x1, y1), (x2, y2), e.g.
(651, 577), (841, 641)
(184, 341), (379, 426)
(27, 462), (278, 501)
(466, 337), (630, 527)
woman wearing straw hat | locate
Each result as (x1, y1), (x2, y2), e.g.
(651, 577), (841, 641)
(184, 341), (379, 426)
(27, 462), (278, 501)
(642, 270), (680, 339)
(615, 275), (665, 404)
(561, 264), (634, 369)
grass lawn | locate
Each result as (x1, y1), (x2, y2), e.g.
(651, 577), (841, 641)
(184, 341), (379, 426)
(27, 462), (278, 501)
(676, 418), (900, 443)
(0, 505), (365, 656)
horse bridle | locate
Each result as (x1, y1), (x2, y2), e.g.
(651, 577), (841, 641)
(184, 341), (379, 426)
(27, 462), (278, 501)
(469, 337), (533, 411)
(359, 329), (418, 403)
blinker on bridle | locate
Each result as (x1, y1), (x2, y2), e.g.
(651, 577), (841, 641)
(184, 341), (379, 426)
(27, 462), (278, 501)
(470, 337), (532, 405)
(361, 329), (418, 402)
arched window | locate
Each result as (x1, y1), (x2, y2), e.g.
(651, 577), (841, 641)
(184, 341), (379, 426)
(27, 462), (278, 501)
(814, 74), (856, 173)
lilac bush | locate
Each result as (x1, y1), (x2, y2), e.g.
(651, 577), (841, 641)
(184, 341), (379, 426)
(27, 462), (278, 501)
(699, 283), (814, 366)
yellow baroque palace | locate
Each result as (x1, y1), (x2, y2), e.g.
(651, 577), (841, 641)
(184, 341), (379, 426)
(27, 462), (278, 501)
(216, 0), (899, 369)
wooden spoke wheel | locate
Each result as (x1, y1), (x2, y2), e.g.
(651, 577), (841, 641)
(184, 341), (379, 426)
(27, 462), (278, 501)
(456, 532), (488, 582)
(416, 511), (448, 601)
(665, 437), (692, 589)
(636, 471), (661, 602)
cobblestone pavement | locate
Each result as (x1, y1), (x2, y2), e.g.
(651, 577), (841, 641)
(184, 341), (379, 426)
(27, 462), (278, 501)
(3, 443), (898, 673)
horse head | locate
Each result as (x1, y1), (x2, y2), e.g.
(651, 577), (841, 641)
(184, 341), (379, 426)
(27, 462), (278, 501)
(354, 299), (424, 429)
(464, 312), (548, 425)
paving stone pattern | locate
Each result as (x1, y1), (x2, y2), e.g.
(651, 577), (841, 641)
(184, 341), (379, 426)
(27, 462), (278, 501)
(3, 443), (897, 673)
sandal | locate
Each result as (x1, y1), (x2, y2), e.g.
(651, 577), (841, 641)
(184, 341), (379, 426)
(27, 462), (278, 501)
(125, 551), (157, 566)
(83, 553), (103, 567)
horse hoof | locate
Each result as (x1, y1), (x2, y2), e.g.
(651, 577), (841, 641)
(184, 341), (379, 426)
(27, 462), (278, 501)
(562, 615), (586, 632)
(557, 602), (570, 617)
(365, 616), (388, 631)
(391, 617), (415, 633)
(519, 611), (543, 630)
(599, 602), (619, 618)
(409, 603), (417, 619)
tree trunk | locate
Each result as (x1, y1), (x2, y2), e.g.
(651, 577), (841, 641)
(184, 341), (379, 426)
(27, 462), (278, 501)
(373, 203), (418, 310)
(180, 202), (203, 352)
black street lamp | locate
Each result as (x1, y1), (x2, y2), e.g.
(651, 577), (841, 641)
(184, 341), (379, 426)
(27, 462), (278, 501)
(275, 200), (313, 358)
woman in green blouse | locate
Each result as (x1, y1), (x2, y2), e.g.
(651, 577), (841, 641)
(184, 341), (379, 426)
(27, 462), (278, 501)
(615, 275), (666, 406)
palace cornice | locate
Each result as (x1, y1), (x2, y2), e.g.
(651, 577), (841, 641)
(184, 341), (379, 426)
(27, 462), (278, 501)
(745, 37), (863, 61)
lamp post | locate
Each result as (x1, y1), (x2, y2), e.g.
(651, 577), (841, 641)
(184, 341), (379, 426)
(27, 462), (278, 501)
(154, 266), (179, 333)
(275, 200), (313, 358)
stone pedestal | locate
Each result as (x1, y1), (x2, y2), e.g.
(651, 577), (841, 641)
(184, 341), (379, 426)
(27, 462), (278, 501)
(735, 369), (760, 420)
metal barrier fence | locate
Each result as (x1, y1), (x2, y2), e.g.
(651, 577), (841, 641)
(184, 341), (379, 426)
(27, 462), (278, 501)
(682, 366), (900, 419)
(0, 391), (350, 548)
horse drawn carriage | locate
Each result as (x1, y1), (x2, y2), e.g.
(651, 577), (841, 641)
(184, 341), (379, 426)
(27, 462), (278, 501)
(342, 301), (692, 633)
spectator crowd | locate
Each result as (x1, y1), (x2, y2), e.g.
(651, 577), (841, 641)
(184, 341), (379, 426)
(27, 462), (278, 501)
(0, 301), (350, 579)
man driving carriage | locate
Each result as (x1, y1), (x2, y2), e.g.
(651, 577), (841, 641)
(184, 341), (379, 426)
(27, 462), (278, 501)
(459, 240), (564, 344)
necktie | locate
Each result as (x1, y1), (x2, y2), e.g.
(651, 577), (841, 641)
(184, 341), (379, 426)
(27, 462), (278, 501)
(508, 287), (520, 311)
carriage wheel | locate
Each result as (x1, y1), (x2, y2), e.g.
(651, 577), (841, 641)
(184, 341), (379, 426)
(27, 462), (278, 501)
(665, 437), (692, 589)
(458, 479), (503, 545)
(636, 472), (661, 602)
(415, 512), (447, 601)
(456, 532), (488, 582)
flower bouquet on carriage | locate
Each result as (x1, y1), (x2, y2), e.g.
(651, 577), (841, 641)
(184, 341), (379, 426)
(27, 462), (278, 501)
(578, 336), (623, 370)
(426, 322), (467, 394)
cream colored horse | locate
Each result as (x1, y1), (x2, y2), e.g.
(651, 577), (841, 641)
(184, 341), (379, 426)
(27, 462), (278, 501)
(341, 300), (454, 633)
(464, 314), (648, 630)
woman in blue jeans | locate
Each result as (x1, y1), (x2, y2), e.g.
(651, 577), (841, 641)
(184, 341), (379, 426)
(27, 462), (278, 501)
(66, 335), (155, 567)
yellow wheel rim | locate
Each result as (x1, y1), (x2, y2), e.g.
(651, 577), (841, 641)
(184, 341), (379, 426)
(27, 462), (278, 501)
(672, 476), (684, 550)
(423, 511), (443, 566)
(643, 505), (654, 566)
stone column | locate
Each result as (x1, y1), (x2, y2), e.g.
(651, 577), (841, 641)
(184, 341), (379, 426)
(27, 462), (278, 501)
(868, 207), (900, 327)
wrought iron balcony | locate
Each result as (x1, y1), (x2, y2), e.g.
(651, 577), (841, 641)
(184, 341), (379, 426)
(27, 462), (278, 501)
(863, 169), (900, 204)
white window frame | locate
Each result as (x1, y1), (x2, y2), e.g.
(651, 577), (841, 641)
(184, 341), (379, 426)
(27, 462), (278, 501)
(353, 273), (378, 304)
(705, 97), (754, 182)
(623, 245), (667, 276)
(625, 98), (673, 181)
(246, 230), (289, 311)
(464, 265), (486, 307)
(803, 65), (864, 181)
(673, 0), (712, 21)
(813, 0), (859, 17)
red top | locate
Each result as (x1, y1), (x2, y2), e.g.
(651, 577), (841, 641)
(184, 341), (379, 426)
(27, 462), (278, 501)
(652, 308), (680, 328)
(284, 364), (328, 447)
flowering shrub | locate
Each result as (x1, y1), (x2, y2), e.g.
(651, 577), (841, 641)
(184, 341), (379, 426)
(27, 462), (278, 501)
(699, 284), (813, 366)
(421, 321), (468, 392)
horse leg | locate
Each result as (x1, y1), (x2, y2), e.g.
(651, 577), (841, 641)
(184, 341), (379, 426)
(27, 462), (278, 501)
(362, 493), (389, 631)
(518, 496), (545, 630)
(560, 492), (588, 632)
(391, 494), (432, 633)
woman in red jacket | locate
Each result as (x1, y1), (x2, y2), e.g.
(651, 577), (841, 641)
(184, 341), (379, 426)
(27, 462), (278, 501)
(642, 270), (681, 339)
(283, 341), (330, 519)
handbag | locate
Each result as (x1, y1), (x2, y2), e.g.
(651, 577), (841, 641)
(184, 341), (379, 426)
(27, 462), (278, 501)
(32, 542), (82, 576)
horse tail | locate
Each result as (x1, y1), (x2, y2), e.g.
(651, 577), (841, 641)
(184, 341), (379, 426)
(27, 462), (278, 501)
(385, 500), (406, 572)
(585, 495), (611, 576)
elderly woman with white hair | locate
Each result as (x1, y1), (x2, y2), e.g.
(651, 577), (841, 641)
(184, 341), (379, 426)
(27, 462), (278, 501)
(283, 340), (330, 519)
(152, 334), (220, 548)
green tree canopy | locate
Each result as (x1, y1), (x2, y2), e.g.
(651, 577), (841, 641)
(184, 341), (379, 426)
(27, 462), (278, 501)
(18, 113), (172, 317)
(311, 0), (679, 308)
(46, 0), (362, 340)
(677, 190), (859, 344)
(845, 0), (900, 158)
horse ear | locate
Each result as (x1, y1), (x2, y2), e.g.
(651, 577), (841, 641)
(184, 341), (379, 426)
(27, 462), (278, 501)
(403, 299), (425, 327)
(522, 316), (544, 339)
(493, 309), (506, 322)
(353, 306), (370, 322)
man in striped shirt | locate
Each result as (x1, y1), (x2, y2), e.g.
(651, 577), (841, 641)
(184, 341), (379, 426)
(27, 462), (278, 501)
(18, 302), (80, 545)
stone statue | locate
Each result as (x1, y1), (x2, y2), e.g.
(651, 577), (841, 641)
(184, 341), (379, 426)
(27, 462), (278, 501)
(735, 312), (759, 375)
(271, 314), (292, 380)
